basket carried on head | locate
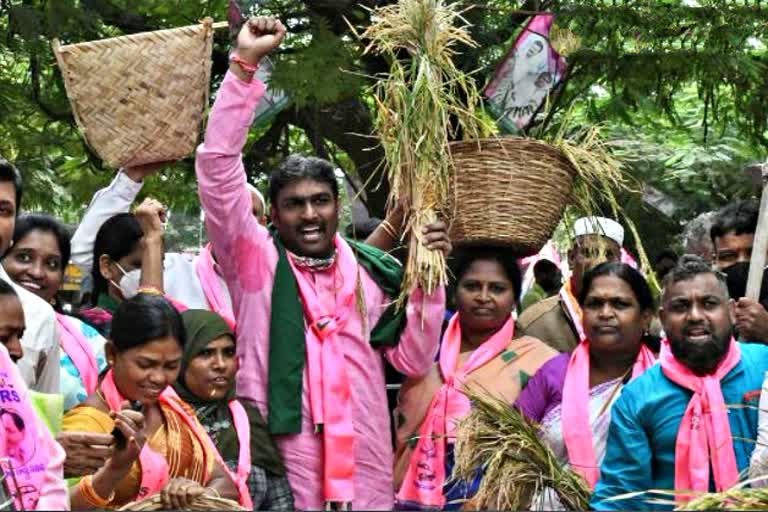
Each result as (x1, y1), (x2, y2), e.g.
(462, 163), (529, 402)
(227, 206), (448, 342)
(118, 494), (247, 511)
(52, 18), (226, 169)
(448, 137), (577, 256)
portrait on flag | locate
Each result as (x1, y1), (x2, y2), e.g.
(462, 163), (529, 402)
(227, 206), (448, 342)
(485, 14), (567, 132)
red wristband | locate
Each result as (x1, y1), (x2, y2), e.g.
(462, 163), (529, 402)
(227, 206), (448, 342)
(229, 53), (258, 74)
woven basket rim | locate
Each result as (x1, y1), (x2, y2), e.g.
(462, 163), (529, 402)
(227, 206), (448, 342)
(51, 18), (225, 169)
(446, 135), (577, 255)
(117, 494), (246, 511)
(448, 135), (579, 178)
(53, 18), (226, 53)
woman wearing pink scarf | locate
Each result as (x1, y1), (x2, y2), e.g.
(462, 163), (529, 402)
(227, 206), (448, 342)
(394, 246), (557, 509)
(62, 294), (239, 509)
(516, 262), (657, 507)
(591, 255), (768, 510)
(1, 214), (108, 411)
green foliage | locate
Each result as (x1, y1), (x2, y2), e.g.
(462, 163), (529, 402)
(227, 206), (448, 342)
(269, 16), (366, 106)
(0, 0), (766, 243)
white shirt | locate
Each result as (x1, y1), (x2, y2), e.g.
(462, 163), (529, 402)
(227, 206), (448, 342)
(70, 171), (230, 311)
(0, 265), (60, 393)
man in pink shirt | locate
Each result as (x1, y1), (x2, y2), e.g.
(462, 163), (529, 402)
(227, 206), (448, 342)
(196, 16), (450, 510)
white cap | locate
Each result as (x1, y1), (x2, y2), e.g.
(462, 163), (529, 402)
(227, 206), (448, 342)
(573, 216), (624, 246)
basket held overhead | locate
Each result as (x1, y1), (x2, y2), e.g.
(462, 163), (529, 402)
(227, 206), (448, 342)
(448, 136), (577, 256)
(52, 19), (227, 169)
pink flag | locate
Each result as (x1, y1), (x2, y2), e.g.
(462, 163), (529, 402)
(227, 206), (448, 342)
(485, 14), (567, 131)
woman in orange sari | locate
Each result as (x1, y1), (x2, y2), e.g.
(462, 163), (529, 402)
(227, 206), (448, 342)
(62, 294), (238, 509)
(393, 246), (558, 509)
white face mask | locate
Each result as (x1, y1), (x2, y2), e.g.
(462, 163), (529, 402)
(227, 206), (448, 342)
(110, 262), (141, 300)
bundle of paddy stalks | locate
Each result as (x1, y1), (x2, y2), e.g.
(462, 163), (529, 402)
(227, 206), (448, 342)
(355, 0), (494, 303)
(452, 388), (591, 510)
(648, 477), (768, 510)
(549, 118), (659, 293)
(678, 487), (768, 510)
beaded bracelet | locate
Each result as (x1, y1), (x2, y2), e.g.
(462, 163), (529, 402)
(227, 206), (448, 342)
(229, 53), (259, 74)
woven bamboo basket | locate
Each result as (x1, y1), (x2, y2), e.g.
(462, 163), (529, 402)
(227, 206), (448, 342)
(447, 137), (577, 256)
(52, 19), (227, 169)
(117, 494), (247, 511)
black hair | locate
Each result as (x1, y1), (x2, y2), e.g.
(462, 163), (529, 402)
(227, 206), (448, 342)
(533, 259), (559, 281)
(10, 214), (71, 271)
(0, 157), (23, 215)
(344, 218), (382, 241)
(662, 254), (728, 299)
(450, 246), (523, 301)
(655, 249), (678, 264)
(0, 409), (25, 431)
(710, 200), (758, 246)
(268, 154), (339, 206)
(91, 213), (143, 302)
(579, 262), (655, 313)
(110, 294), (186, 352)
(0, 279), (18, 299)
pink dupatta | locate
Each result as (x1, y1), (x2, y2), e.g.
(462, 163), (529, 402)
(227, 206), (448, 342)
(218, 400), (253, 510)
(659, 338), (741, 493)
(561, 339), (656, 489)
(55, 313), (99, 395)
(195, 244), (236, 331)
(100, 369), (212, 499)
(287, 234), (358, 505)
(396, 313), (516, 508)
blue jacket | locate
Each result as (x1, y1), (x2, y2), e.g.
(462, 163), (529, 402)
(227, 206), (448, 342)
(591, 342), (768, 510)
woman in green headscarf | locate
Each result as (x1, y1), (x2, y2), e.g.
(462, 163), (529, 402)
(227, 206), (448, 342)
(175, 310), (294, 510)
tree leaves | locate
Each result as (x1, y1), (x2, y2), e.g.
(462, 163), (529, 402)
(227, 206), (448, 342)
(0, 0), (765, 241)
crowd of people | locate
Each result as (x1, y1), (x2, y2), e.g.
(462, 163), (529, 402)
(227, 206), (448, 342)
(0, 13), (768, 512)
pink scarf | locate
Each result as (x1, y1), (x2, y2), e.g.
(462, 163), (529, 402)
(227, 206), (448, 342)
(561, 339), (656, 489)
(396, 313), (516, 508)
(213, 400), (253, 510)
(100, 369), (212, 499)
(0, 345), (66, 510)
(659, 338), (741, 492)
(287, 234), (358, 505)
(55, 313), (99, 395)
(195, 244), (236, 331)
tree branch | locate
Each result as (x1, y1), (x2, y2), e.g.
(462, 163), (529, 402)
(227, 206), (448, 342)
(80, 0), (155, 33)
(243, 109), (293, 179)
(28, 52), (72, 123)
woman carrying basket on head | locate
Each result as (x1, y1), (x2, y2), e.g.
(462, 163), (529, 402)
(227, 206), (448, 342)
(393, 246), (557, 509)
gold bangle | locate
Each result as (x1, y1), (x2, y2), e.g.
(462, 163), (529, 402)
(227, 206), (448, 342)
(380, 220), (398, 240)
(80, 475), (115, 507)
(137, 286), (163, 296)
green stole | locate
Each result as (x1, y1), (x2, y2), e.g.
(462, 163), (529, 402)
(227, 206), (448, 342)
(267, 234), (406, 434)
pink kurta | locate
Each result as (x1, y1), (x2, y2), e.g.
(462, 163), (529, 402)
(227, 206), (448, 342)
(195, 71), (445, 510)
